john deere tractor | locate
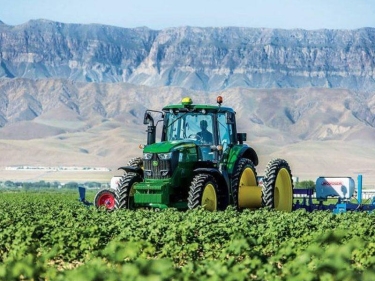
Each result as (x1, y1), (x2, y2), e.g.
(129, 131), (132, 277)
(99, 96), (293, 212)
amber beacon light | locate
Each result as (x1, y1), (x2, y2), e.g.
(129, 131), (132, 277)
(217, 96), (223, 105)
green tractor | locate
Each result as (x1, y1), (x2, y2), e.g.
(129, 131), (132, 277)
(114, 96), (293, 211)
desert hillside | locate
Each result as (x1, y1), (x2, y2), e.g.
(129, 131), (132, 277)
(0, 78), (375, 185)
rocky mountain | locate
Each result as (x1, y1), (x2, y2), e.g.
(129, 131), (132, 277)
(0, 19), (374, 92)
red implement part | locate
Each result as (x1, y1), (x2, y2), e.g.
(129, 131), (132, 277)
(94, 189), (116, 210)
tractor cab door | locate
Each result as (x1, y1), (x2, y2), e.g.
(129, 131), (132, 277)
(181, 114), (215, 161)
(217, 112), (234, 152)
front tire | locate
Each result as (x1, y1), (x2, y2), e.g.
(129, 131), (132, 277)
(188, 174), (219, 211)
(262, 158), (293, 212)
(94, 188), (116, 211)
(115, 173), (142, 209)
(127, 157), (143, 168)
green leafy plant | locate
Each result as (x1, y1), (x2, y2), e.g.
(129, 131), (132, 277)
(1, 191), (375, 280)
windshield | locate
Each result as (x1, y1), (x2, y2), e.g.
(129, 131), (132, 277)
(164, 112), (214, 144)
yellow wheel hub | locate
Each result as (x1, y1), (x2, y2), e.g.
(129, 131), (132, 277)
(238, 167), (262, 209)
(201, 183), (217, 211)
(274, 168), (293, 212)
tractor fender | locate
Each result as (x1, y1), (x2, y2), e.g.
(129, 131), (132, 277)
(227, 146), (259, 175)
(239, 146), (258, 166)
(118, 166), (144, 177)
(193, 167), (224, 178)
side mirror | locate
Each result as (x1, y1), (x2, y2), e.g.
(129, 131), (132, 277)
(237, 133), (247, 143)
(143, 112), (151, 125)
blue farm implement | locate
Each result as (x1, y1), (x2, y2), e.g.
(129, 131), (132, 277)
(293, 175), (375, 213)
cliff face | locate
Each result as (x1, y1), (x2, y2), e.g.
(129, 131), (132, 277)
(0, 20), (374, 92)
(0, 20), (158, 82)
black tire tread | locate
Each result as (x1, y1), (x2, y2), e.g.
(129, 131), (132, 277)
(262, 158), (293, 208)
(188, 174), (219, 210)
(115, 173), (142, 209)
(127, 157), (143, 168)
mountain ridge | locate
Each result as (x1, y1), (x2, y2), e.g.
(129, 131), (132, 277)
(0, 20), (374, 92)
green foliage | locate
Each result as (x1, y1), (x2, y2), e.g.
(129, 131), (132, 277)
(84, 182), (102, 188)
(0, 181), (103, 190)
(3, 180), (19, 188)
(62, 182), (79, 189)
(1, 191), (375, 280)
(295, 180), (315, 189)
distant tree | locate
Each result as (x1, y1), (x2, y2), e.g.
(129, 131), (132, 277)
(23, 182), (33, 190)
(63, 182), (79, 189)
(51, 181), (61, 188)
(295, 180), (315, 189)
(4, 181), (16, 188)
(85, 182), (102, 188)
(38, 180), (47, 188)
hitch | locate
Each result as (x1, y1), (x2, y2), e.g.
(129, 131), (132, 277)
(78, 186), (93, 206)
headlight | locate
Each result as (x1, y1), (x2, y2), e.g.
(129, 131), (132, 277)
(143, 153), (153, 160)
(158, 152), (172, 160)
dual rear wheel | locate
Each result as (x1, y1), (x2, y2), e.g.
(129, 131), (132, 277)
(187, 158), (293, 212)
(231, 157), (293, 212)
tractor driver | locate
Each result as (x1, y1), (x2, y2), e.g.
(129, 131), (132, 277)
(197, 120), (213, 143)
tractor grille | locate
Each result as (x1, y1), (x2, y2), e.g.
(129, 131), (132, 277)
(143, 154), (171, 179)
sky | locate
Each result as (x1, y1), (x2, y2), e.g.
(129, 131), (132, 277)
(0, 0), (375, 30)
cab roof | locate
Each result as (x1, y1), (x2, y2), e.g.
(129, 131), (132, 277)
(162, 96), (235, 113)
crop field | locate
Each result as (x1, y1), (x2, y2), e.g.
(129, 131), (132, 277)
(1, 190), (375, 280)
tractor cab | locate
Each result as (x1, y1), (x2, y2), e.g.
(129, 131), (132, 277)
(163, 112), (222, 161)
(156, 96), (241, 163)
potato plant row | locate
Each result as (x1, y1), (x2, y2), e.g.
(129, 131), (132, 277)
(1, 190), (375, 280)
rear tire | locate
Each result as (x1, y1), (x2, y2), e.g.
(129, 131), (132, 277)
(231, 158), (258, 209)
(94, 188), (116, 211)
(188, 174), (219, 211)
(115, 173), (142, 209)
(262, 158), (293, 212)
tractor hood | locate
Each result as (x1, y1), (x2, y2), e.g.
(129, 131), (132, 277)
(143, 140), (197, 153)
